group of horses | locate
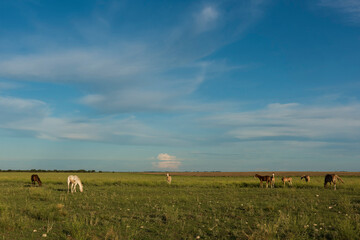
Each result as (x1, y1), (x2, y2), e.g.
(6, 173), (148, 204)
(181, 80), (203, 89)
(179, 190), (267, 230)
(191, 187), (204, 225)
(254, 173), (344, 190)
(30, 172), (344, 192)
(31, 174), (83, 193)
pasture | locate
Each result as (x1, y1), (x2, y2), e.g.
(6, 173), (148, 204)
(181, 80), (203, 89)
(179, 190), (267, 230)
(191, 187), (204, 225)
(0, 172), (360, 240)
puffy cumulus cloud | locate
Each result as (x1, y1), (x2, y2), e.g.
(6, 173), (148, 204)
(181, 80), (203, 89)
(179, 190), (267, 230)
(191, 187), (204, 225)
(157, 153), (176, 161)
(153, 153), (181, 170)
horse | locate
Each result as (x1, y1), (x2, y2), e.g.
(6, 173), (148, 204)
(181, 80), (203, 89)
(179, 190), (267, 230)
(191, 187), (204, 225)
(166, 173), (172, 184)
(281, 177), (292, 187)
(31, 174), (42, 187)
(270, 173), (275, 188)
(67, 175), (83, 193)
(324, 174), (344, 190)
(301, 175), (310, 182)
(255, 174), (273, 188)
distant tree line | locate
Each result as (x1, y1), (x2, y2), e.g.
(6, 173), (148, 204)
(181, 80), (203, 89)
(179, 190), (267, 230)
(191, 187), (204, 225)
(0, 169), (97, 173)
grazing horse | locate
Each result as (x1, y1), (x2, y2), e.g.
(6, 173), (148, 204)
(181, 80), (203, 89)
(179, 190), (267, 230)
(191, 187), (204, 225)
(67, 175), (83, 193)
(301, 175), (310, 182)
(282, 177), (292, 187)
(270, 173), (275, 188)
(31, 174), (42, 187)
(166, 173), (172, 184)
(324, 174), (344, 190)
(255, 174), (272, 188)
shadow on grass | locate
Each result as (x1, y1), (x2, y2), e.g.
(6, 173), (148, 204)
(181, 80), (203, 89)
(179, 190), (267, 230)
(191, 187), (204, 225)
(53, 188), (67, 192)
(23, 184), (42, 188)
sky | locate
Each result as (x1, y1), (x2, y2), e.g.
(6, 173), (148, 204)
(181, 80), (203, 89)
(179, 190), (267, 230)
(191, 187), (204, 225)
(0, 0), (359, 171)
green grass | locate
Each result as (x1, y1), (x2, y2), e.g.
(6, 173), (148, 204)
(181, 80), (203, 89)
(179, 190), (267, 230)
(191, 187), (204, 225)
(0, 172), (359, 239)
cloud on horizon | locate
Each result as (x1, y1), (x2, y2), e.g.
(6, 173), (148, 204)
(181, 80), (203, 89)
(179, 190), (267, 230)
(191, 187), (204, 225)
(153, 153), (181, 170)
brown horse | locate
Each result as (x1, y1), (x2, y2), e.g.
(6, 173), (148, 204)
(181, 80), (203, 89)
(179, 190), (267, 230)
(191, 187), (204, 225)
(255, 174), (272, 188)
(31, 174), (42, 187)
(282, 177), (292, 187)
(324, 174), (344, 190)
(301, 175), (310, 182)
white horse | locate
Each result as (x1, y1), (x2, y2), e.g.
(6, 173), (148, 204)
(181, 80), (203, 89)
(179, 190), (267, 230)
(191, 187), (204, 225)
(67, 175), (83, 193)
(166, 173), (172, 184)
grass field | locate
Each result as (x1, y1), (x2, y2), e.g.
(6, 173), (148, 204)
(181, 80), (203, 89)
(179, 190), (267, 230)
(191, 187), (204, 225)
(0, 172), (359, 240)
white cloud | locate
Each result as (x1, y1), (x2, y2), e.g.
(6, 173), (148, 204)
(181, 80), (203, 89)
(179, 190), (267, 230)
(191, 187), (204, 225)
(0, 95), (185, 145)
(0, 96), (48, 123)
(157, 153), (177, 161)
(204, 102), (360, 142)
(153, 153), (181, 170)
(0, 1), (266, 114)
(195, 6), (219, 33)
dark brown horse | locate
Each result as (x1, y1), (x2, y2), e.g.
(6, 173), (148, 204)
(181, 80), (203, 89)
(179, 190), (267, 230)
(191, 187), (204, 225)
(255, 174), (273, 188)
(31, 174), (42, 187)
(324, 174), (344, 190)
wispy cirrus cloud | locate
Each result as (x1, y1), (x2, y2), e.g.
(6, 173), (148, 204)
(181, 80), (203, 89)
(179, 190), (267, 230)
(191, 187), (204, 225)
(318, 0), (360, 23)
(0, 0), (266, 114)
(0, 95), (184, 145)
(204, 102), (360, 143)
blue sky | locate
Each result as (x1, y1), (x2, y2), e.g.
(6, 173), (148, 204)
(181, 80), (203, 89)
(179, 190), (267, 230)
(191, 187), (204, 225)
(0, 0), (359, 171)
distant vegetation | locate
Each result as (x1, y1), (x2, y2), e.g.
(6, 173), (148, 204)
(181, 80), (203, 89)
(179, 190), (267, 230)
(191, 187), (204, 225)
(0, 169), (97, 172)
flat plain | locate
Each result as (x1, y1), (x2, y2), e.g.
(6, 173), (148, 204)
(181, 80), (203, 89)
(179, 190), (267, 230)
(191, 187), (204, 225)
(0, 172), (359, 240)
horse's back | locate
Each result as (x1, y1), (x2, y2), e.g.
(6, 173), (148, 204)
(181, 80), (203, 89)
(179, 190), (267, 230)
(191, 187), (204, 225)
(31, 174), (38, 181)
(68, 175), (81, 183)
(325, 174), (334, 183)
